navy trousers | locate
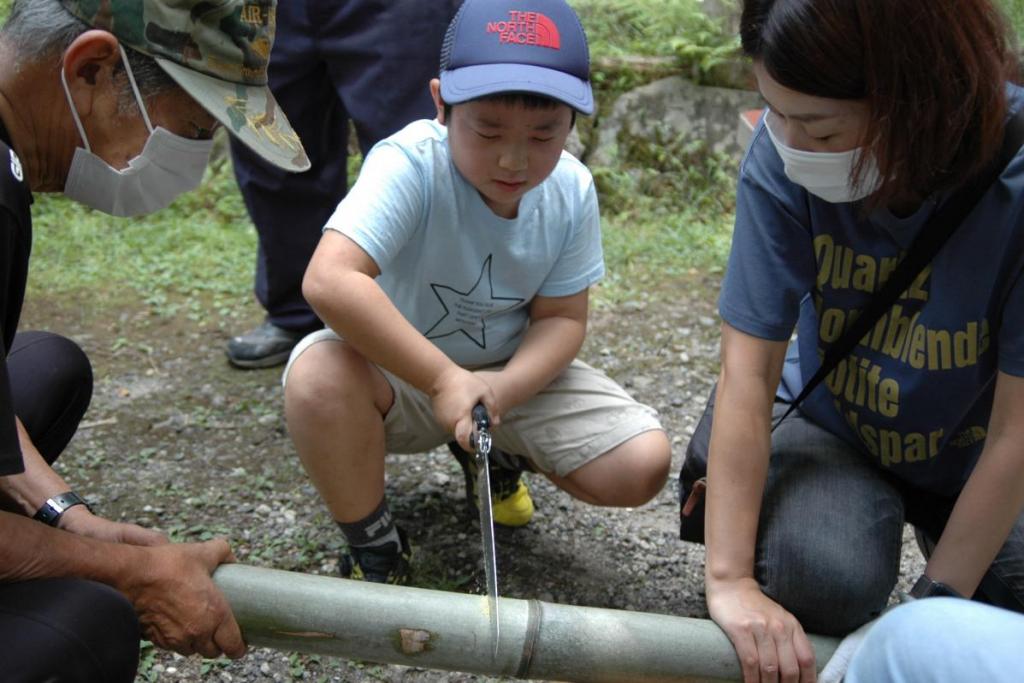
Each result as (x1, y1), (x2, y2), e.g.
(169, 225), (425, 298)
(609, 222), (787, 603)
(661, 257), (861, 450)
(230, 0), (461, 331)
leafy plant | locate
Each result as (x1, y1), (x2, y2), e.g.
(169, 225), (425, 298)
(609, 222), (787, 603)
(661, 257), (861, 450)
(574, 0), (727, 58)
(1003, 0), (1024, 38)
(668, 8), (742, 84)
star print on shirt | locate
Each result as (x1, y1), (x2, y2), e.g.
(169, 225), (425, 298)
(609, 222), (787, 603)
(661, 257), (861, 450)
(424, 254), (525, 349)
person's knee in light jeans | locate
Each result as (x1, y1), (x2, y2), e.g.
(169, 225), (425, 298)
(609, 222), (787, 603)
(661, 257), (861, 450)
(846, 598), (1024, 683)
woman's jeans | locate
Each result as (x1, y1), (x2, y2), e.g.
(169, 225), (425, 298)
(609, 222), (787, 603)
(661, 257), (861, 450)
(679, 387), (1024, 635)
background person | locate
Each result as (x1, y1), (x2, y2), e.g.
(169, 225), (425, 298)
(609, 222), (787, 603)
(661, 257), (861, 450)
(225, 0), (533, 526)
(225, 0), (463, 369)
(678, 1), (1024, 681)
(0, 0), (308, 679)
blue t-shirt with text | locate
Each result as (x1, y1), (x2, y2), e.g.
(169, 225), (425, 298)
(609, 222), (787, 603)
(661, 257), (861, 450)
(720, 86), (1024, 496)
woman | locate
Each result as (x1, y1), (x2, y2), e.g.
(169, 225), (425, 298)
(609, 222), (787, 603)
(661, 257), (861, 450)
(679, 1), (1024, 681)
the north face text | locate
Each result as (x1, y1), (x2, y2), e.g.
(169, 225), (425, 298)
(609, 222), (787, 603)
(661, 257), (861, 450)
(486, 10), (561, 49)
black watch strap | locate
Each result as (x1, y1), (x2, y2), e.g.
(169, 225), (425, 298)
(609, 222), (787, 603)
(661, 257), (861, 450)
(33, 491), (90, 527)
(910, 574), (963, 599)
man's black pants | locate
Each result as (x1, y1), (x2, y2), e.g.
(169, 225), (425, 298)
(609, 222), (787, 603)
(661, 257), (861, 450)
(1, 331), (141, 682)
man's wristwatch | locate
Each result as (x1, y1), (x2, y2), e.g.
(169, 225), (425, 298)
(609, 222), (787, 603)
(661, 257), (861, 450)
(33, 491), (90, 527)
(910, 574), (963, 599)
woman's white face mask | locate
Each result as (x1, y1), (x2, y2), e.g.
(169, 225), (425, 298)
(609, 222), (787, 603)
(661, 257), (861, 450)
(764, 112), (881, 204)
(60, 45), (213, 217)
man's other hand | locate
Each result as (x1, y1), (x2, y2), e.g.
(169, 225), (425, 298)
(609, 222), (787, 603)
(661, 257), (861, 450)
(121, 539), (246, 659)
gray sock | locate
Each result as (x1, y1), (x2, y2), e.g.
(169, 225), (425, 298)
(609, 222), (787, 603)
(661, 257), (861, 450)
(336, 497), (401, 551)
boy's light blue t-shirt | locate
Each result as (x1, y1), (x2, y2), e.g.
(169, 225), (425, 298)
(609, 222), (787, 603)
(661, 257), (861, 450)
(324, 119), (604, 367)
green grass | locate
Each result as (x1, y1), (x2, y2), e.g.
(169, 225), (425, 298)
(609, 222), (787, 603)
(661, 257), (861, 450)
(599, 211), (730, 301)
(1005, 0), (1024, 36)
(28, 149), (258, 321)
(592, 131), (738, 302)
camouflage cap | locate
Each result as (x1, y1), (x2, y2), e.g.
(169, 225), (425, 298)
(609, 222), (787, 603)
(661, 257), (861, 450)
(59, 0), (310, 172)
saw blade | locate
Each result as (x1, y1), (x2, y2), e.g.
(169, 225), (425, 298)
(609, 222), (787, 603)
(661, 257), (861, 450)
(471, 404), (500, 659)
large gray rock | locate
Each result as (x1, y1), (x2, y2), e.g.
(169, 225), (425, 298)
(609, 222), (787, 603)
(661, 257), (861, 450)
(591, 75), (763, 165)
(565, 126), (585, 160)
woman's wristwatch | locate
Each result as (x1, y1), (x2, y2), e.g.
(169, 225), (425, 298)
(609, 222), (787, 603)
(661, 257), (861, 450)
(910, 574), (963, 599)
(33, 491), (91, 527)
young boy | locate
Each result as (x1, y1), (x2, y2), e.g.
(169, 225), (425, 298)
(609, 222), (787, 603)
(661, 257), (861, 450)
(283, 0), (671, 583)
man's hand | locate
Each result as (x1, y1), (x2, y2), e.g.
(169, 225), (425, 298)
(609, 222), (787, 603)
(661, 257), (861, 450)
(120, 539), (246, 659)
(707, 576), (817, 683)
(429, 365), (499, 450)
(59, 506), (168, 546)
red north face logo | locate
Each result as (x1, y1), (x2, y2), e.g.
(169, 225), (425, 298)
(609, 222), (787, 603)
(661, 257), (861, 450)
(486, 11), (561, 49)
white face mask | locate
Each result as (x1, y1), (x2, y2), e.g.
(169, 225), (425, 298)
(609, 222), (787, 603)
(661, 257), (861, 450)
(60, 45), (213, 217)
(764, 113), (881, 204)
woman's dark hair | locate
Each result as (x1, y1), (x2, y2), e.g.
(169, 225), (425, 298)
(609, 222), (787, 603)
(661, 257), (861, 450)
(741, 0), (1020, 207)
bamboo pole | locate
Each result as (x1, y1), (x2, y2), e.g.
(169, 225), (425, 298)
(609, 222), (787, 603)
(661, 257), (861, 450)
(214, 564), (840, 682)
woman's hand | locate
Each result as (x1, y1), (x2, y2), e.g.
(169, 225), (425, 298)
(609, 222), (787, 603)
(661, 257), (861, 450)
(707, 576), (817, 683)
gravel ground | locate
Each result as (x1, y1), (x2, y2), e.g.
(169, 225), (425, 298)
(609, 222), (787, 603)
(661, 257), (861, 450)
(21, 274), (925, 683)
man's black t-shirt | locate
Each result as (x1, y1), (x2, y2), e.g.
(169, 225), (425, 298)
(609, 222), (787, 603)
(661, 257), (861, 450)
(0, 119), (32, 475)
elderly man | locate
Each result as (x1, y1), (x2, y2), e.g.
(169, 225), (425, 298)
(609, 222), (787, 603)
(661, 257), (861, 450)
(0, 0), (308, 680)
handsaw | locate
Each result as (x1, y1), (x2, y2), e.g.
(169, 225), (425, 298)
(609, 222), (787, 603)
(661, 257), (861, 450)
(470, 402), (500, 658)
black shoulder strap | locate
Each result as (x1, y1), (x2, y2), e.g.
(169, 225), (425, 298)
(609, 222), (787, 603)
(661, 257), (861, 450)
(773, 108), (1024, 431)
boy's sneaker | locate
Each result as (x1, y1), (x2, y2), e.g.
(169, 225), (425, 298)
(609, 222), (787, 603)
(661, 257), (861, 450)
(339, 526), (412, 585)
(448, 442), (535, 527)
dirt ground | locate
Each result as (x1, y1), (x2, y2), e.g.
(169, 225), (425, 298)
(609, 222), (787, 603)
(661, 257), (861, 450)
(21, 273), (925, 682)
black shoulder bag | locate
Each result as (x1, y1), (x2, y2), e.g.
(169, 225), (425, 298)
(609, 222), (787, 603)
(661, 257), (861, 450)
(679, 109), (1024, 542)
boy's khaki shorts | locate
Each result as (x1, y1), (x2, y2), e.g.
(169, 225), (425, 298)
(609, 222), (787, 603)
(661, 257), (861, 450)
(283, 329), (663, 477)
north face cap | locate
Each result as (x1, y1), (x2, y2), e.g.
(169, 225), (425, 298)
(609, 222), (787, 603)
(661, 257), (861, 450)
(439, 0), (594, 115)
(59, 0), (310, 172)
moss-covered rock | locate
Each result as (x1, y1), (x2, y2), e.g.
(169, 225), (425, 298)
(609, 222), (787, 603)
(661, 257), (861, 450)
(591, 75), (763, 168)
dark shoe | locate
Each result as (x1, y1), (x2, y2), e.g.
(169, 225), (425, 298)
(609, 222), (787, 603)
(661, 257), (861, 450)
(914, 527), (936, 560)
(448, 442), (535, 527)
(339, 527), (412, 585)
(225, 321), (308, 369)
